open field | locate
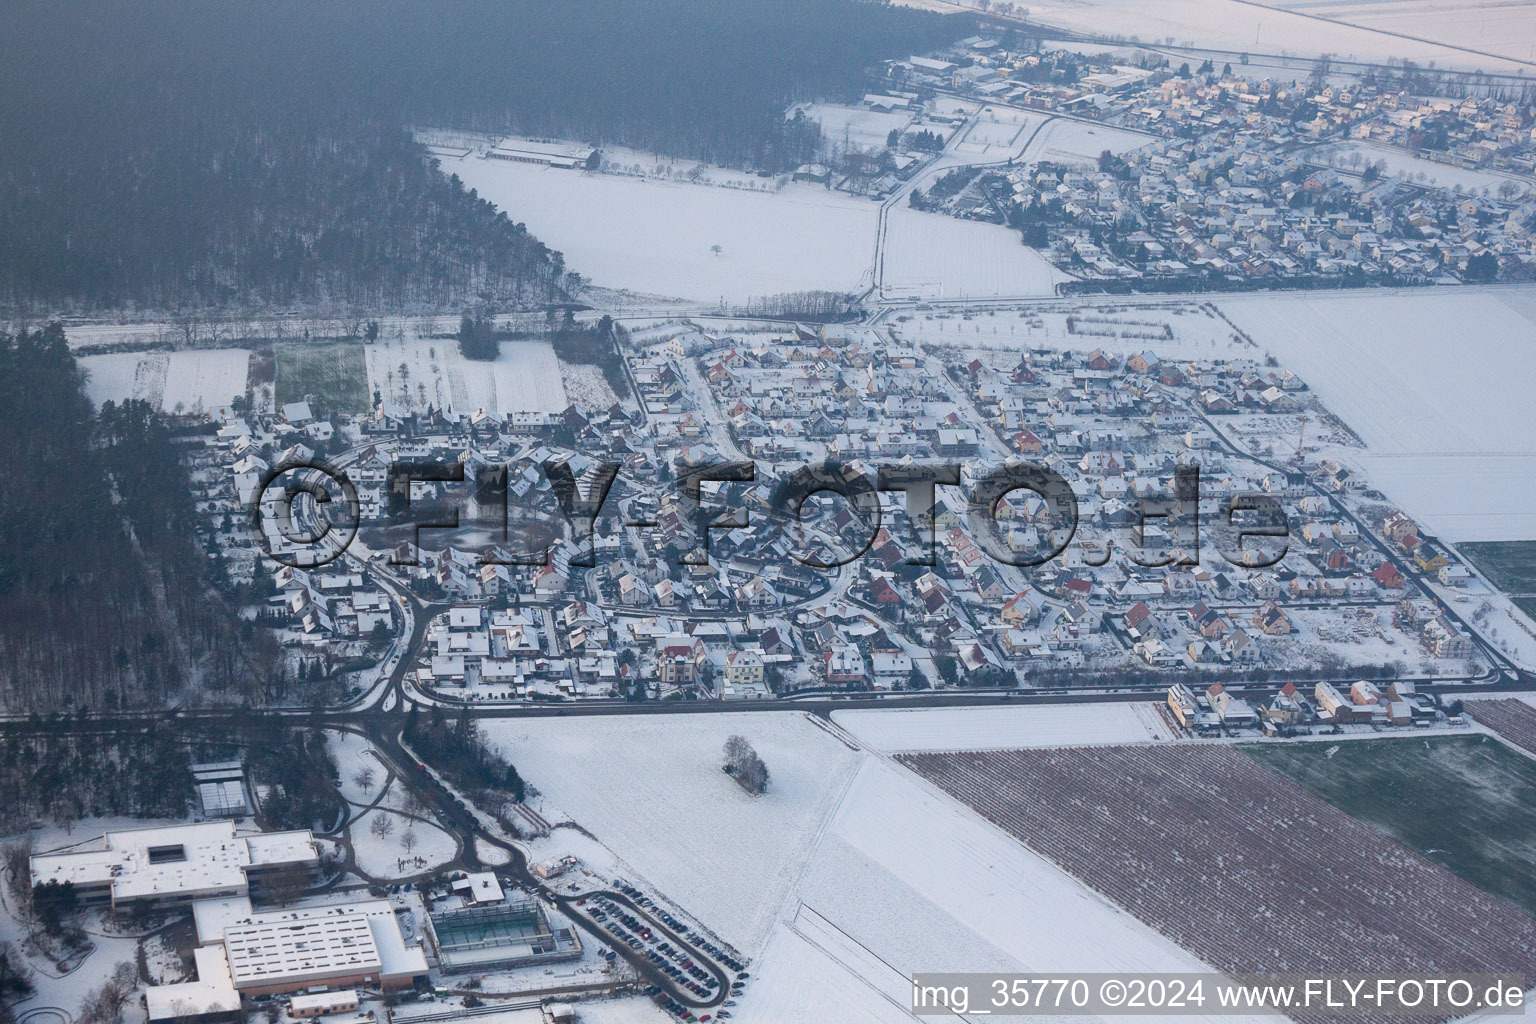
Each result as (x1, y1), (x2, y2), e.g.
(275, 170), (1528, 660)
(832, 702), (1173, 751)
(1260, 0), (1536, 67)
(892, 0), (1536, 71)
(900, 743), (1536, 1024)
(440, 152), (878, 303)
(363, 336), (568, 418)
(274, 341), (369, 415)
(1460, 541), (1536, 619)
(1220, 289), (1536, 542)
(80, 348), (250, 413)
(483, 713), (862, 952)
(880, 206), (1069, 299)
(1022, 115), (1152, 167)
(885, 300), (1254, 358)
(1243, 735), (1536, 918)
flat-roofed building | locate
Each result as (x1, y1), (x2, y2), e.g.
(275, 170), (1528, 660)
(486, 138), (595, 168)
(221, 900), (427, 996)
(30, 822), (317, 910)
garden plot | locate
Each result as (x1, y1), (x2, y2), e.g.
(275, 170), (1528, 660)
(482, 712), (862, 953)
(364, 336), (568, 418)
(80, 348), (249, 413)
(1220, 289), (1536, 542)
(880, 206), (1070, 299)
(439, 151), (878, 303)
(832, 702), (1173, 752)
(791, 102), (916, 153)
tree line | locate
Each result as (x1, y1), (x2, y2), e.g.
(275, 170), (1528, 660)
(0, 325), (284, 713)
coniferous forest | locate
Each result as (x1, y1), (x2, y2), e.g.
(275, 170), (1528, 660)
(0, 0), (966, 313)
(0, 324), (282, 711)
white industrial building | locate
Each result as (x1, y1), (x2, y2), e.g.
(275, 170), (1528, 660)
(29, 821), (318, 910)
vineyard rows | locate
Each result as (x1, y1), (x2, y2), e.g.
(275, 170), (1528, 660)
(900, 745), (1536, 1024)
(1467, 698), (1536, 757)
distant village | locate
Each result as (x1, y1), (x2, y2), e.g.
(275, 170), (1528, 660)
(811, 35), (1536, 288)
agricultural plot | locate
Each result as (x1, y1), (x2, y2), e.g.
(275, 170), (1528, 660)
(899, 744), (1536, 1024)
(1460, 541), (1536, 619)
(80, 348), (250, 413)
(1260, 0), (1536, 68)
(1467, 697), (1536, 757)
(274, 341), (370, 415)
(913, 0), (1535, 71)
(1244, 735), (1536, 919)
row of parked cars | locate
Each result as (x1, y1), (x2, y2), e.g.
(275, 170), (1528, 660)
(611, 881), (748, 973)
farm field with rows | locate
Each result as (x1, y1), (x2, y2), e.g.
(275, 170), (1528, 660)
(899, 744), (1536, 1024)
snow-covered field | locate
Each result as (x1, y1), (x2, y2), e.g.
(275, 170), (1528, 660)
(885, 300), (1255, 358)
(953, 106), (1048, 159)
(749, 758), (1265, 1024)
(1312, 141), (1533, 196)
(880, 206), (1070, 299)
(1220, 289), (1536, 541)
(440, 152), (879, 302)
(1022, 116), (1152, 167)
(483, 713), (862, 952)
(365, 337), (568, 417)
(893, 0), (1535, 71)
(792, 102), (916, 153)
(833, 702), (1174, 752)
(477, 706), (1288, 1023)
(81, 348), (249, 413)
(1262, 0), (1536, 67)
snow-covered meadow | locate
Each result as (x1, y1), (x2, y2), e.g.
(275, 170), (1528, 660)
(80, 349), (250, 413)
(791, 102), (916, 154)
(1220, 289), (1536, 541)
(483, 713), (862, 952)
(884, 300), (1255, 359)
(880, 206), (1069, 299)
(440, 152), (879, 302)
(482, 704), (1281, 1024)
(896, 0), (1536, 71)
(365, 337), (568, 418)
